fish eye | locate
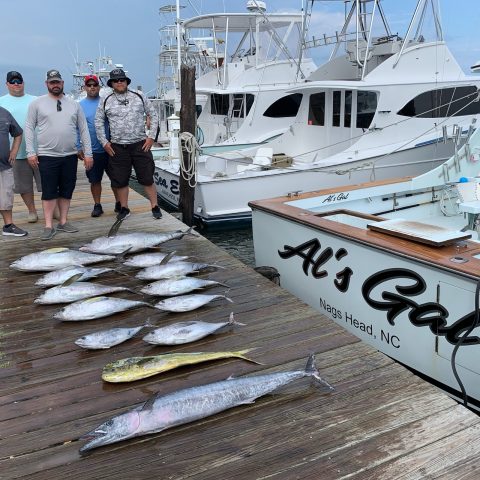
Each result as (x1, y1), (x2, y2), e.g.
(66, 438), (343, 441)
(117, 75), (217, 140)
(105, 420), (114, 427)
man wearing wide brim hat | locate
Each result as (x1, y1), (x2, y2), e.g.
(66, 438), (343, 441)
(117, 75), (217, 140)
(95, 68), (162, 221)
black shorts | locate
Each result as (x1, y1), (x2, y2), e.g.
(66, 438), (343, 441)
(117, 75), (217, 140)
(107, 141), (154, 188)
(38, 155), (78, 200)
(86, 152), (110, 184)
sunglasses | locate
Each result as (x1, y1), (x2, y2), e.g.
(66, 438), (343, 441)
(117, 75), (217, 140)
(85, 83), (99, 87)
(48, 80), (62, 85)
(111, 78), (126, 83)
(8, 79), (23, 85)
(57, 100), (62, 112)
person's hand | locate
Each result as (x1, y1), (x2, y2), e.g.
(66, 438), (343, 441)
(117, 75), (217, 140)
(77, 150), (85, 161)
(27, 155), (39, 168)
(8, 153), (16, 166)
(104, 142), (115, 157)
(142, 137), (154, 152)
(84, 156), (94, 171)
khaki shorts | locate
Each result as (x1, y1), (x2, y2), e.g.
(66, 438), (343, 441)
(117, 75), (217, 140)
(0, 168), (14, 210)
(13, 159), (42, 194)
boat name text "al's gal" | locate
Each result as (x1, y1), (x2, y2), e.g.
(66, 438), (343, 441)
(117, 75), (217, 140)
(279, 239), (480, 347)
(321, 192), (349, 204)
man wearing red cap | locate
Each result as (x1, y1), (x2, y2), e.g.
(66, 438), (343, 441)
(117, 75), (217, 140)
(77, 74), (118, 217)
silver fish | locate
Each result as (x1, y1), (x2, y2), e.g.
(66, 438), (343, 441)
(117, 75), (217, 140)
(35, 266), (113, 287)
(75, 325), (146, 349)
(154, 294), (233, 312)
(143, 312), (244, 345)
(54, 296), (154, 321)
(136, 262), (223, 281)
(123, 252), (189, 268)
(35, 282), (132, 305)
(10, 248), (115, 272)
(79, 354), (334, 452)
(140, 276), (228, 297)
(79, 227), (195, 255)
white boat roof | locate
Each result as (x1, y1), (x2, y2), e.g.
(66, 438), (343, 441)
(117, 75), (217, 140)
(184, 13), (303, 31)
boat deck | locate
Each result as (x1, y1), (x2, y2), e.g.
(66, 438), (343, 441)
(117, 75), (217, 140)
(2, 174), (480, 479)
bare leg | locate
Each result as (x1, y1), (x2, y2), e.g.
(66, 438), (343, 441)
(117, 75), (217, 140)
(42, 199), (57, 229)
(20, 192), (37, 214)
(57, 197), (71, 225)
(91, 182), (102, 204)
(144, 184), (159, 208)
(112, 186), (119, 203)
(116, 186), (129, 208)
(0, 210), (13, 225)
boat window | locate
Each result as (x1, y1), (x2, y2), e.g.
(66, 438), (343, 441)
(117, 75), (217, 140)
(344, 90), (352, 128)
(263, 93), (303, 118)
(397, 86), (480, 118)
(308, 92), (325, 126)
(195, 105), (203, 118)
(356, 91), (377, 129)
(332, 91), (341, 127)
(245, 94), (254, 116)
(211, 94), (229, 116)
(231, 94), (255, 118)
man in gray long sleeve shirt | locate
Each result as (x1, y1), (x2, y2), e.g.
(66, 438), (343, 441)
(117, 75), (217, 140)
(94, 68), (162, 221)
(25, 69), (93, 240)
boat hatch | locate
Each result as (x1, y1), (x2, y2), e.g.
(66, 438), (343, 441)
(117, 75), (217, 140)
(316, 209), (385, 229)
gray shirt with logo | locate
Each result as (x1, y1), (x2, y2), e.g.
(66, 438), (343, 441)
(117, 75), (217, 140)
(0, 106), (22, 171)
(24, 94), (92, 158)
(94, 90), (158, 146)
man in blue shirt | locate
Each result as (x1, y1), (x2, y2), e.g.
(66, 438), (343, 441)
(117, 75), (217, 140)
(77, 74), (117, 217)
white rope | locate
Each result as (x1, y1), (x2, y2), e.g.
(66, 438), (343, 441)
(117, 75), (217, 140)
(179, 132), (200, 188)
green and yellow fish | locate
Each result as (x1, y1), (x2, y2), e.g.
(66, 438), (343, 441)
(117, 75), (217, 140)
(101, 349), (258, 383)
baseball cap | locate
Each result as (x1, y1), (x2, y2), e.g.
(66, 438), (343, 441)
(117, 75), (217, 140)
(6, 71), (23, 83)
(84, 74), (99, 85)
(46, 69), (63, 82)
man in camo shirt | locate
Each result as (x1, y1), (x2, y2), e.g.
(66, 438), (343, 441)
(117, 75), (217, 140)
(94, 68), (162, 221)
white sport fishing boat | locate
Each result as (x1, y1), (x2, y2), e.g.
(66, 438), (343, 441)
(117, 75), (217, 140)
(249, 113), (480, 410)
(155, 0), (480, 227)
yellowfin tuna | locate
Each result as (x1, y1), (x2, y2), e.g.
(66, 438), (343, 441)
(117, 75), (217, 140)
(101, 349), (258, 383)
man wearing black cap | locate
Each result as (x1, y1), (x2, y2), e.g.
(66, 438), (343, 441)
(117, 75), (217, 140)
(0, 71), (39, 223)
(95, 68), (162, 221)
(24, 69), (94, 240)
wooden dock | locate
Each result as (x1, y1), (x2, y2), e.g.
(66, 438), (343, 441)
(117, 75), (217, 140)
(1, 173), (480, 479)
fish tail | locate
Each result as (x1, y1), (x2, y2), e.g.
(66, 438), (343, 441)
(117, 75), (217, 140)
(228, 312), (246, 327)
(305, 354), (334, 391)
(223, 296), (234, 303)
(235, 348), (262, 365)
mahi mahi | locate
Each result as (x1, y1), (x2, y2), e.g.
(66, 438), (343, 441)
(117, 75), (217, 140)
(35, 266), (113, 287)
(80, 354), (333, 452)
(154, 294), (232, 312)
(10, 248), (115, 272)
(143, 312), (244, 345)
(54, 296), (155, 321)
(79, 227), (195, 255)
(75, 325), (147, 349)
(35, 282), (133, 305)
(101, 349), (258, 383)
(136, 261), (224, 281)
(140, 277), (228, 296)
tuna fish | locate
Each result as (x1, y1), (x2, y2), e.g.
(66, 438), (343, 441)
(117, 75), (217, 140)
(35, 266), (113, 287)
(53, 296), (155, 321)
(10, 248), (115, 272)
(140, 276), (228, 297)
(80, 354), (333, 452)
(135, 262), (224, 281)
(101, 349), (258, 383)
(142, 312), (244, 345)
(35, 282), (133, 305)
(79, 227), (196, 255)
(154, 294), (233, 312)
(123, 252), (189, 268)
(75, 325), (147, 349)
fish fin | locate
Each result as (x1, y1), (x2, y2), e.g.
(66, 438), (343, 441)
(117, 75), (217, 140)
(61, 273), (84, 286)
(159, 251), (176, 265)
(226, 374), (236, 380)
(116, 246), (134, 262)
(223, 296), (234, 303)
(107, 218), (125, 238)
(305, 354), (335, 391)
(235, 348), (262, 365)
(240, 399), (256, 405)
(228, 312), (246, 327)
(143, 318), (155, 329)
(140, 393), (158, 412)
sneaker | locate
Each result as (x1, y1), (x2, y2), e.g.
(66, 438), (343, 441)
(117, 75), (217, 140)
(152, 205), (162, 219)
(2, 224), (28, 237)
(114, 201), (121, 213)
(56, 222), (79, 233)
(28, 212), (39, 223)
(91, 203), (104, 218)
(41, 227), (56, 241)
(116, 207), (131, 221)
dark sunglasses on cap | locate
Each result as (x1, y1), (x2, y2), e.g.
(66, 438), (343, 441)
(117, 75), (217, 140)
(111, 78), (127, 83)
(57, 100), (62, 112)
(8, 79), (23, 85)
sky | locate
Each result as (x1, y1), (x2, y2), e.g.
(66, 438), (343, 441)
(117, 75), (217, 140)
(0, 0), (479, 97)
